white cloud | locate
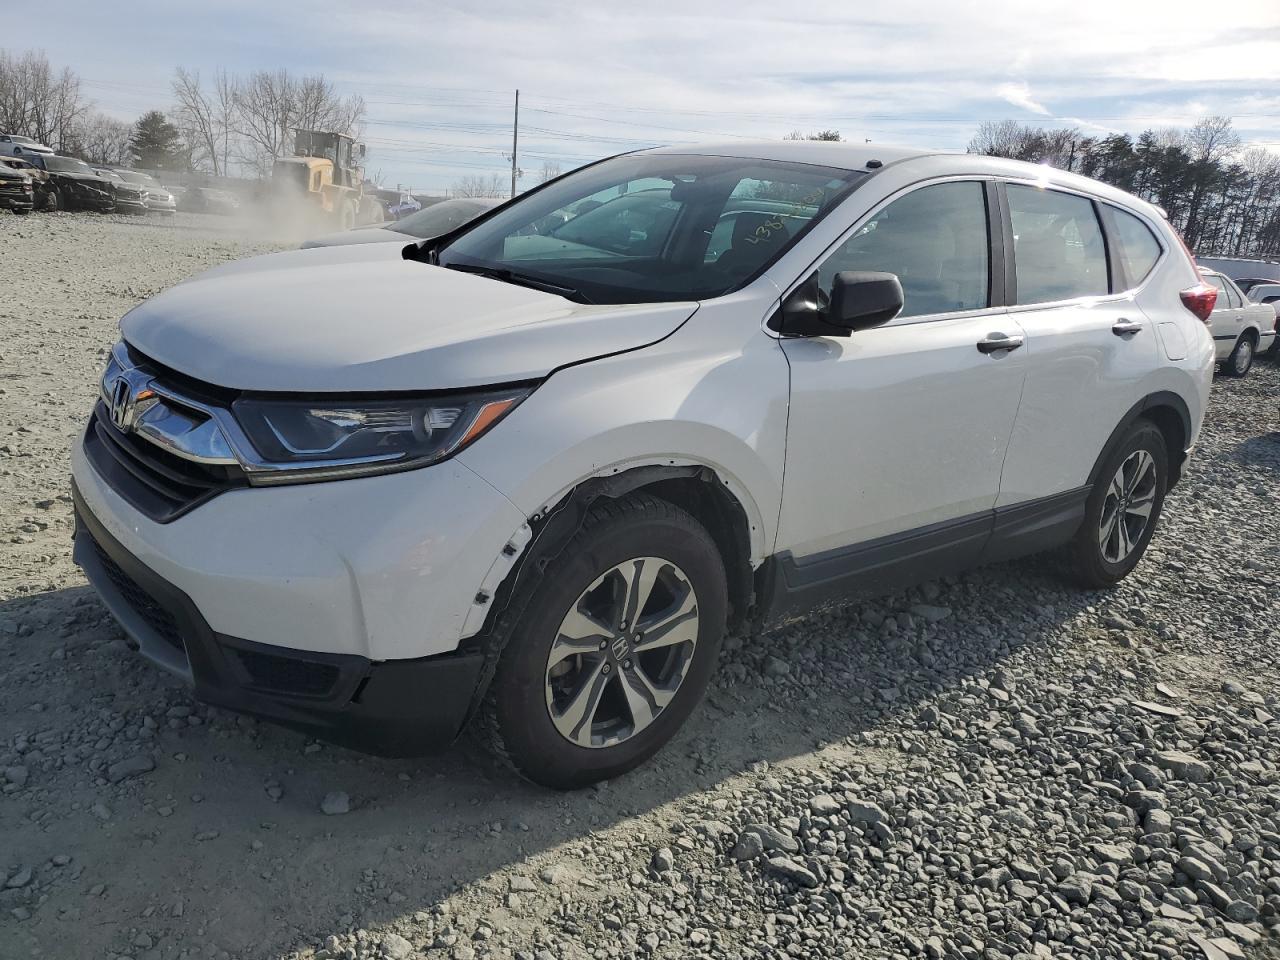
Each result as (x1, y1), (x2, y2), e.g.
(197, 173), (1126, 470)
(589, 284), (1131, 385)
(997, 82), (1051, 116)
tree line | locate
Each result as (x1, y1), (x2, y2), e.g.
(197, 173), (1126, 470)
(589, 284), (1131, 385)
(0, 50), (133, 165)
(1, 48), (364, 177)
(968, 118), (1280, 258)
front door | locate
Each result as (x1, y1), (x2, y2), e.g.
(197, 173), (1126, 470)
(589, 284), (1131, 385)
(776, 180), (1026, 599)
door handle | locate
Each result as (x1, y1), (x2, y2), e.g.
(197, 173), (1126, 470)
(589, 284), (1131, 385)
(976, 333), (1024, 354)
(1112, 319), (1144, 336)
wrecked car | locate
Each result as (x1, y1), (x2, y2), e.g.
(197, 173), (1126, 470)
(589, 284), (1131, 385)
(0, 161), (34, 214)
(25, 154), (116, 212)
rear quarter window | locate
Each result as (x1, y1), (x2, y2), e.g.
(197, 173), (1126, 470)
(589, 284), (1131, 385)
(1106, 207), (1163, 288)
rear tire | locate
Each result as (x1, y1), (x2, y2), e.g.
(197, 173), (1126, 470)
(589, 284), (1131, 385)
(1068, 420), (1167, 589)
(480, 494), (727, 789)
(1224, 334), (1255, 377)
(46, 189), (61, 212)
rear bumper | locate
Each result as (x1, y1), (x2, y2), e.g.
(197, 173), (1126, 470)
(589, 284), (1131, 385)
(73, 482), (483, 756)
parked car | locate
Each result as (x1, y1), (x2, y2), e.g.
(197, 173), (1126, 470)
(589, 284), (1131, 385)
(1, 157), (54, 210)
(92, 169), (149, 214)
(1232, 278), (1277, 295)
(0, 161), (34, 213)
(0, 133), (54, 157)
(1199, 269), (1276, 375)
(1245, 282), (1280, 357)
(111, 170), (177, 215)
(174, 185), (240, 215)
(24, 154), (115, 212)
(301, 197), (502, 248)
(390, 192), (423, 219)
(71, 142), (1214, 788)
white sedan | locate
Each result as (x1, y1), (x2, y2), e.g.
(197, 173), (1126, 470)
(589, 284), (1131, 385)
(1200, 270), (1277, 376)
(0, 134), (54, 158)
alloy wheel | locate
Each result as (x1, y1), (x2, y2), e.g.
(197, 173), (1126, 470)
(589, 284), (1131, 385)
(544, 557), (699, 749)
(1098, 449), (1158, 564)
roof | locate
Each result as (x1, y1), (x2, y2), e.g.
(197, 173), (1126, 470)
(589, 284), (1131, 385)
(643, 140), (1166, 219)
(644, 140), (932, 171)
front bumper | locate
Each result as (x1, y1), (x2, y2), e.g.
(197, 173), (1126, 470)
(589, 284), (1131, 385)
(0, 193), (33, 211)
(71, 424), (526, 661)
(73, 482), (485, 756)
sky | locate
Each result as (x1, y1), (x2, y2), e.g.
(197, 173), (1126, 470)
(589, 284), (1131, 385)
(7, 0), (1280, 193)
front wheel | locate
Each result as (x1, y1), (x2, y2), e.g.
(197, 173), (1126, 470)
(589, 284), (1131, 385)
(481, 494), (728, 789)
(1225, 334), (1255, 377)
(1068, 420), (1168, 588)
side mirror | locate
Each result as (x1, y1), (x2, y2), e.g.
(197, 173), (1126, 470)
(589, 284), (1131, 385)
(828, 271), (904, 330)
(773, 271), (904, 338)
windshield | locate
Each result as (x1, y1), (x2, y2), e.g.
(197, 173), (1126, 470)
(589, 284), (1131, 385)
(390, 198), (495, 239)
(43, 156), (93, 173)
(436, 153), (865, 304)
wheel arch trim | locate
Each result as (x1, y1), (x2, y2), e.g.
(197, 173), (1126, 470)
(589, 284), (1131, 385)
(1087, 391), (1192, 491)
(459, 460), (762, 727)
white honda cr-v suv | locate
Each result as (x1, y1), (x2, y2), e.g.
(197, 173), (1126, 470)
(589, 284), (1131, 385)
(72, 142), (1215, 788)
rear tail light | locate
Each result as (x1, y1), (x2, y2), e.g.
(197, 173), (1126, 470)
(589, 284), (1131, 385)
(1180, 284), (1217, 324)
(1168, 226), (1216, 324)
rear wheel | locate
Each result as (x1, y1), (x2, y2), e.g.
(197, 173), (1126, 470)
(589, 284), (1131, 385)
(1068, 420), (1167, 588)
(46, 189), (61, 212)
(481, 494), (727, 789)
(1224, 334), (1255, 377)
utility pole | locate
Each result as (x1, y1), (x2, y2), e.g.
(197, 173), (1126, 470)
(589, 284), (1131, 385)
(510, 89), (520, 199)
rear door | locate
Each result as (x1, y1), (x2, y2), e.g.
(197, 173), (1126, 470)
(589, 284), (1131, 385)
(776, 179), (1026, 594)
(995, 185), (1162, 511)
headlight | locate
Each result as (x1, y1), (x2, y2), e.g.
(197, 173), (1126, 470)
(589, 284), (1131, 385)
(231, 387), (531, 481)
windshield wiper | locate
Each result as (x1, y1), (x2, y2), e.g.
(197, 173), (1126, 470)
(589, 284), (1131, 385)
(442, 262), (594, 304)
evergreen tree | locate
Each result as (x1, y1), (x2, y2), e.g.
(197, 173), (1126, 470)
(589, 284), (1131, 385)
(129, 110), (184, 170)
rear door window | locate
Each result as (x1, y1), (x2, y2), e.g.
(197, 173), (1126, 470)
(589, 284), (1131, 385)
(1106, 207), (1162, 287)
(1007, 185), (1109, 304)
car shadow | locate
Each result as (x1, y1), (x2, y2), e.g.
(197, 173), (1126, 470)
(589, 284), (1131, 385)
(0, 550), (1111, 958)
(1230, 432), (1280, 475)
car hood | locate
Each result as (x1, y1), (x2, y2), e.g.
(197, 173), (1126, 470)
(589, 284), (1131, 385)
(301, 227), (407, 249)
(119, 244), (697, 392)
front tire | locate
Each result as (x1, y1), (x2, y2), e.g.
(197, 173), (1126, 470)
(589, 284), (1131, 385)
(1224, 334), (1255, 377)
(481, 494), (727, 789)
(1068, 420), (1167, 588)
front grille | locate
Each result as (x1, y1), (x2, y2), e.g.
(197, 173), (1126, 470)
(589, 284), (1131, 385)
(233, 647), (341, 698)
(88, 532), (185, 653)
(84, 401), (245, 523)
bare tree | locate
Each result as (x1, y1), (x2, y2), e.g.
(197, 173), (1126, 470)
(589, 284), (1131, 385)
(69, 113), (133, 166)
(0, 50), (91, 151)
(172, 67), (223, 175)
(232, 69), (365, 176)
(538, 161), (562, 184)
(784, 129), (842, 141)
(450, 174), (506, 198)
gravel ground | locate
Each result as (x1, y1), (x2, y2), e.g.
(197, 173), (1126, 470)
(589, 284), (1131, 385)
(1, 209), (1279, 960)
